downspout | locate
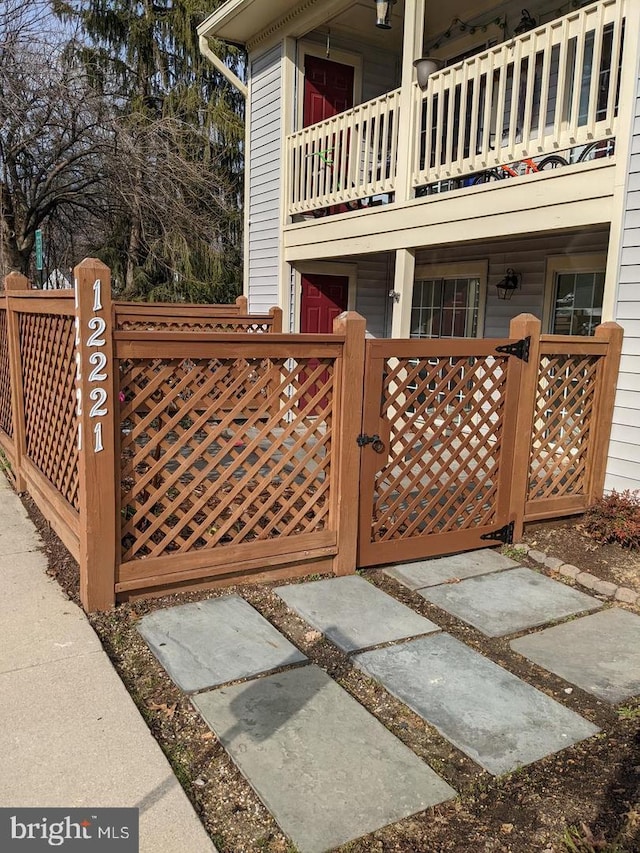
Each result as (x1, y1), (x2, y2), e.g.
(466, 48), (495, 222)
(199, 35), (248, 98)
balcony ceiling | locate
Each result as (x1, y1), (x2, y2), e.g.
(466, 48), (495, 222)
(198, 1), (567, 52)
(198, 0), (406, 49)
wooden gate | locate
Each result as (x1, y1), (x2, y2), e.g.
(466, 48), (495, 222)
(357, 337), (525, 567)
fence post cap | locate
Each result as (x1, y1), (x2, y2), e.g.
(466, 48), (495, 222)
(74, 257), (110, 271)
(4, 272), (30, 291)
(511, 312), (540, 322)
(595, 321), (624, 331)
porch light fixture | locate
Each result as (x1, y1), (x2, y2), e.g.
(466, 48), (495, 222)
(375, 0), (395, 30)
(413, 57), (444, 91)
(496, 269), (522, 300)
(514, 9), (537, 35)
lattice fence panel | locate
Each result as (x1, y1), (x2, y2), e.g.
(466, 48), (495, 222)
(0, 308), (13, 438)
(528, 354), (600, 502)
(119, 355), (336, 560)
(19, 312), (79, 510)
(117, 318), (274, 333)
(371, 354), (509, 542)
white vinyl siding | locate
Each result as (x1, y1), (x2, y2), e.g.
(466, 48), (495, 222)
(355, 253), (393, 338)
(248, 44), (282, 313)
(607, 72), (640, 491)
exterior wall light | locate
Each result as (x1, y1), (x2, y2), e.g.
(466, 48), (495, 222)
(413, 57), (444, 91)
(514, 10), (537, 35)
(496, 269), (522, 300)
(375, 1), (395, 30)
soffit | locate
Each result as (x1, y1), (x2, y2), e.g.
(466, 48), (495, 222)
(198, 0), (406, 50)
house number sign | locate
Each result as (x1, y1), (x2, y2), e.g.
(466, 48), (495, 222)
(75, 278), (109, 453)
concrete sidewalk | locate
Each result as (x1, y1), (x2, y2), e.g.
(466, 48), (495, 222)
(0, 476), (216, 853)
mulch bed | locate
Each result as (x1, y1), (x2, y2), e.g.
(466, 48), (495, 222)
(21, 493), (640, 853)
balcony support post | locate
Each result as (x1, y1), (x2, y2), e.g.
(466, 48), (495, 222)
(394, 0), (426, 204)
(391, 248), (416, 337)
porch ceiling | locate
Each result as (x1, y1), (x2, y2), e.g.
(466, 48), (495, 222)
(197, 0), (405, 49)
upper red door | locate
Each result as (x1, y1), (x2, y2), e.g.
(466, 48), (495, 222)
(300, 274), (349, 334)
(303, 56), (355, 127)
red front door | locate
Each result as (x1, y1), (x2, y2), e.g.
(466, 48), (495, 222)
(301, 274), (349, 334)
(300, 274), (349, 413)
(303, 56), (355, 127)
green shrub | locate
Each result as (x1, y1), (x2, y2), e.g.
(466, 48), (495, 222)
(583, 489), (640, 549)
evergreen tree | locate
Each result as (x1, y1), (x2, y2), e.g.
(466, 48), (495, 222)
(52, 0), (245, 302)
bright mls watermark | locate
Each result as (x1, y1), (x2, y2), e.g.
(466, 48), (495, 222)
(1, 809), (138, 851)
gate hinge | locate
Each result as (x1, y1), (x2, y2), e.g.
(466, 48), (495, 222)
(480, 521), (515, 544)
(495, 336), (531, 362)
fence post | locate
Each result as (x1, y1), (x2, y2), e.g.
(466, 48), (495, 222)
(331, 311), (366, 575)
(587, 321), (624, 502)
(508, 313), (541, 543)
(235, 295), (248, 313)
(74, 258), (117, 611)
(4, 272), (29, 492)
(269, 306), (283, 333)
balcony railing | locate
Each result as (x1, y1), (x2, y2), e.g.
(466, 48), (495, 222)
(287, 88), (401, 216)
(285, 0), (625, 218)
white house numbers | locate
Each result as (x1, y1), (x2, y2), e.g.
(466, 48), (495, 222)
(75, 277), (109, 453)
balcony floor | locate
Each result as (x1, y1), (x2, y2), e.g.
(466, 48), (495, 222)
(284, 159), (616, 262)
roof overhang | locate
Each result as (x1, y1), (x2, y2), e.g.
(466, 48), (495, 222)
(197, 0), (308, 47)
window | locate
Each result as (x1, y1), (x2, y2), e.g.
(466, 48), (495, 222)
(411, 276), (481, 338)
(408, 263), (487, 419)
(545, 255), (606, 336)
(552, 271), (604, 336)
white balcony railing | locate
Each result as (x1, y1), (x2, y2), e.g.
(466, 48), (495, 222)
(414, 0), (624, 187)
(287, 88), (401, 216)
(285, 0), (625, 217)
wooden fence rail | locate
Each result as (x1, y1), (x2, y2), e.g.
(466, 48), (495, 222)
(0, 263), (623, 611)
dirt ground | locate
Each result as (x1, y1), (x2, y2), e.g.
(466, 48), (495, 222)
(25, 493), (640, 853)
(522, 519), (640, 594)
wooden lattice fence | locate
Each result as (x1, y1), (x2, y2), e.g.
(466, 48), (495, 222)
(524, 327), (623, 521)
(114, 297), (283, 333)
(0, 264), (623, 612)
(0, 305), (13, 443)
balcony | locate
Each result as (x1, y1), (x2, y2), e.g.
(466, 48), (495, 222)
(285, 0), (625, 219)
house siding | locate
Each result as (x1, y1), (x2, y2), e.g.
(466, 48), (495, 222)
(608, 73), (640, 491)
(248, 44), (282, 313)
(415, 230), (609, 337)
(355, 253), (394, 338)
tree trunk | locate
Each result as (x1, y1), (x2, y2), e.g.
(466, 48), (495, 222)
(124, 166), (144, 296)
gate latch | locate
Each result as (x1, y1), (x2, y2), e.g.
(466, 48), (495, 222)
(480, 521), (515, 544)
(495, 336), (531, 362)
(357, 433), (385, 453)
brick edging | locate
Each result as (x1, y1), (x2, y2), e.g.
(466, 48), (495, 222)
(513, 543), (639, 606)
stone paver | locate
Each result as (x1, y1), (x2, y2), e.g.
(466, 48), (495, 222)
(419, 567), (601, 637)
(138, 595), (306, 693)
(276, 575), (439, 652)
(385, 549), (519, 590)
(615, 587), (639, 605)
(510, 608), (640, 703)
(193, 665), (455, 853)
(353, 634), (599, 776)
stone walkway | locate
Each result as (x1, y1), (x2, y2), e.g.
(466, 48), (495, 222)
(137, 550), (640, 853)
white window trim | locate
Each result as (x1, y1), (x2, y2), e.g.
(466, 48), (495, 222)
(543, 253), (607, 333)
(412, 260), (488, 339)
(296, 40), (363, 132)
